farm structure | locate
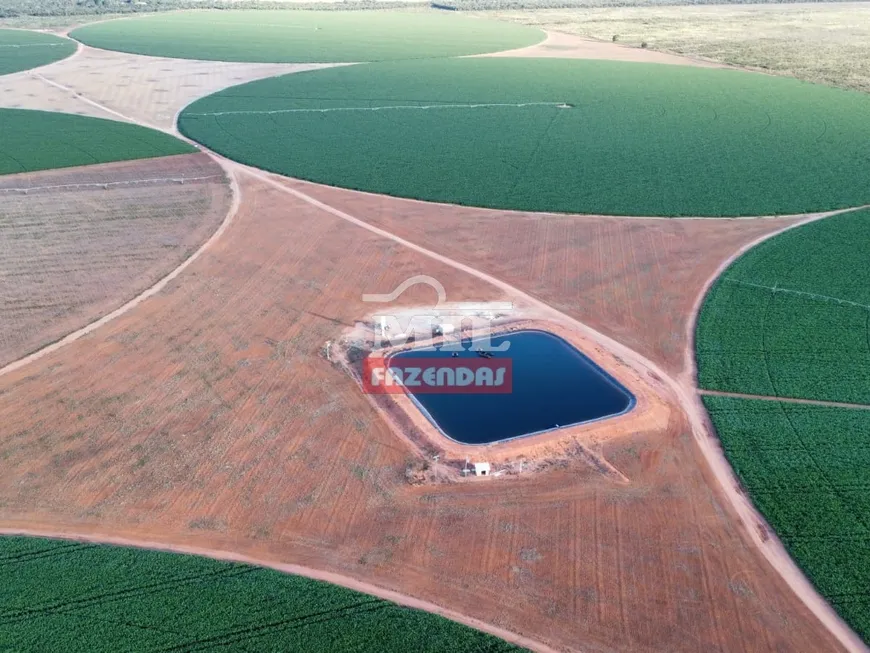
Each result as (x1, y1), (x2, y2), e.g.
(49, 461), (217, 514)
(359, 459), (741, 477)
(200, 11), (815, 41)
(267, 175), (809, 376)
(0, 13), (866, 652)
(0, 172), (844, 653)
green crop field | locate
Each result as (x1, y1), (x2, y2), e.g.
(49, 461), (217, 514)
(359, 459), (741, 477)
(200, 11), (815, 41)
(696, 207), (870, 404)
(0, 28), (76, 76)
(179, 58), (870, 217)
(0, 109), (196, 176)
(0, 535), (523, 652)
(70, 11), (543, 63)
(703, 397), (870, 644)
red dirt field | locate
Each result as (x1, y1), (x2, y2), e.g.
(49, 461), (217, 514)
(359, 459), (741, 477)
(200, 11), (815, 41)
(0, 153), (230, 367)
(0, 171), (842, 652)
(272, 177), (804, 375)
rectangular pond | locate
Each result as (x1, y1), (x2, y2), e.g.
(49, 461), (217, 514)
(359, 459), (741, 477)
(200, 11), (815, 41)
(388, 330), (635, 445)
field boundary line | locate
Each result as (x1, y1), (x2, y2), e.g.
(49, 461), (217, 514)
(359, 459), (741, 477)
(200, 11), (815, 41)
(0, 38), (81, 82)
(0, 43), (67, 48)
(722, 278), (870, 312)
(0, 166), (240, 381)
(698, 389), (870, 410)
(0, 174), (223, 194)
(0, 526), (564, 653)
(240, 164), (870, 653)
(184, 102), (567, 117)
(682, 204), (870, 653)
(8, 65), (870, 652)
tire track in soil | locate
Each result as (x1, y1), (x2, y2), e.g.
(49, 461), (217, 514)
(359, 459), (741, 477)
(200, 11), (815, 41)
(4, 57), (870, 653)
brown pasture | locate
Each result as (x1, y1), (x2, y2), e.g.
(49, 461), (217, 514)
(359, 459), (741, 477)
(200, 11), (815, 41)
(0, 171), (841, 652)
(273, 177), (804, 376)
(0, 153), (230, 368)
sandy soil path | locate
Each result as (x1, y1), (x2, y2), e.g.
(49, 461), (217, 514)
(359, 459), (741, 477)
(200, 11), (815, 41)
(478, 29), (727, 68)
(2, 48), (867, 653)
(0, 526), (561, 653)
(699, 389), (870, 410)
(680, 206), (870, 653)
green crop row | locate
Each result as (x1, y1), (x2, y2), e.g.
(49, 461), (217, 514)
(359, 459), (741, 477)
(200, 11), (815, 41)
(70, 11), (544, 63)
(0, 109), (196, 176)
(0, 28), (75, 75)
(703, 397), (870, 643)
(0, 535), (524, 652)
(697, 207), (870, 404)
(179, 58), (870, 217)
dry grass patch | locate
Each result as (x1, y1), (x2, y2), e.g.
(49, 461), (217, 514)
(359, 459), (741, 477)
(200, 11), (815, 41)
(484, 3), (870, 92)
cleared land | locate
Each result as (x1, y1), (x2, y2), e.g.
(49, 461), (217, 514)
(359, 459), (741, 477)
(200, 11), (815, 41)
(0, 172), (844, 653)
(703, 398), (870, 644)
(180, 58), (870, 217)
(271, 175), (805, 375)
(0, 28), (75, 76)
(0, 535), (522, 651)
(0, 153), (230, 368)
(480, 28), (724, 67)
(70, 11), (544, 63)
(697, 207), (870, 404)
(485, 3), (870, 93)
(0, 45), (339, 129)
(0, 109), (194, 175)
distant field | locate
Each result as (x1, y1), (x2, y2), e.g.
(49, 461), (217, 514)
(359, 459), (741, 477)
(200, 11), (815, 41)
(181, 58), (870, 217)
(0, 28), (76, 75)
(697, 207), (870, 404)
(703, 397), (870, 644)
(485, 2), (870, 93)
(0, 109), (195, 176)
(70, 10), (544, 62)
(0, 535), (523, 651)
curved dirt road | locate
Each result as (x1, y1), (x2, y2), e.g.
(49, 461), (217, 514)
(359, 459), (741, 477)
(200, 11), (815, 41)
(0, 526), (561, 653)
(0, 41), (867, 653)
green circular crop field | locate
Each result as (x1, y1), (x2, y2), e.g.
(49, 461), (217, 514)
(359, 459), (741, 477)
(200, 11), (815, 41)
(179, 58), (870, 217)
(0, 29), (76, 76)
(70, 11), (543, 63)
(0, 109), (195, 176)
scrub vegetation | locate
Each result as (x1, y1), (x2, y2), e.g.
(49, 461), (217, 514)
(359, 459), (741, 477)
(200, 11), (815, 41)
(485, 3), (870, 93)
(697, 207), (870, 404)
(0, 28), (75, 75)
(703, 397), (870, 643)
(69, 10), (543, 62)
(181, 58), (870, 217)
(0, 109), (195, 176)
(0, 535), (524, 652)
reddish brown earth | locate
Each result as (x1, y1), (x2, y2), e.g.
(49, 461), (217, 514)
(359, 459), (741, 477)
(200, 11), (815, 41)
(274, 177), (803, 375)
(0, 172), (842, 652)
(0, 153), (230, 367)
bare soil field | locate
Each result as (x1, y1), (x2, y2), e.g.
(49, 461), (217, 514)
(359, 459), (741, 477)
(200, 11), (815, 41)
(478, 28), (724, 68)
(0, 44), (337, 128)
(0, 171), (842, 652)
(0, 153), (230, 367)
(268, 177), (804, 375)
